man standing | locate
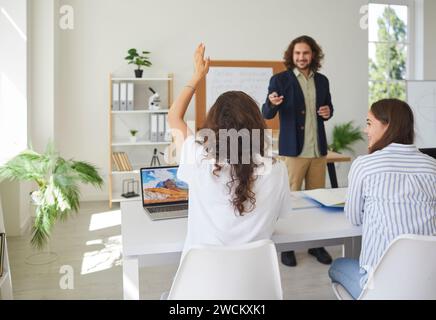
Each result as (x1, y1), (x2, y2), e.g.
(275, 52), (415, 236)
(262, 35), (333, 267)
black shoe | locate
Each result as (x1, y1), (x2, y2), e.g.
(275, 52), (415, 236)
(281, 251), (297, 267)
(308, 247), (332, 265)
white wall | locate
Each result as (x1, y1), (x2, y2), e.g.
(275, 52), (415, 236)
(0, 0), (31, 235)
(48, 0), (369, 199)
(423, 0), (436, 79)
(28, 0), (57, 153)
(0, 180), (32, 236)
(0, 182), (20, 233)
(0, 0), (28, 162)
(0, 194), (6, 232)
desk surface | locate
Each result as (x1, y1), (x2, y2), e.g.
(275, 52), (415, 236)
(327, 151), (351, 163)
(121, 200), (361, 257)
(271, 150), (351, 163)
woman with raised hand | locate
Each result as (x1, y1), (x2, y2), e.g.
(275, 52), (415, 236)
(168, 44), (293, 258)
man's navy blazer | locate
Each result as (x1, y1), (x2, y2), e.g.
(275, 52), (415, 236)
(262, 70), (334, 157)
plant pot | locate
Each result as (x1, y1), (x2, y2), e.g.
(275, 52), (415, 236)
(134, 69), (143, 78)
(130, 136), (137, 143)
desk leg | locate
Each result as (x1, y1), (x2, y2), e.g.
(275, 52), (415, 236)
(327, 162), (338, 188)
(123, 255), (140, 300)
(343, 236), (362, 259)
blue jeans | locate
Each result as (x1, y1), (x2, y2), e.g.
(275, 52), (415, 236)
(328, 258), (366, 299)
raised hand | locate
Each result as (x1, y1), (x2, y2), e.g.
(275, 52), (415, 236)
(169, 44), (211, 141)
(192, 43), (210, 84)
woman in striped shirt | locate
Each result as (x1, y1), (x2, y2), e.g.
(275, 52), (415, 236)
(328, 99), (436, 299)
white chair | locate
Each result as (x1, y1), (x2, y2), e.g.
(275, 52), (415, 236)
(167, 239), (283, 300)
(332, 234), (436, 300)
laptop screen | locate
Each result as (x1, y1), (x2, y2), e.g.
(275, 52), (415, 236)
(140, 166), (189, 207)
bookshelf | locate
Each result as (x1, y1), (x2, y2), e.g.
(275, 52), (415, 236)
(0, 195), (13, 300)
(109, 74), (174, 207)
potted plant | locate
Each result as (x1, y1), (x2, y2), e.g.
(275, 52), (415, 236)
(130, 129), (138, 143)
(125, 48), (152, 78)
(0, 142), (103, 250)
(328, 121), (364, 154)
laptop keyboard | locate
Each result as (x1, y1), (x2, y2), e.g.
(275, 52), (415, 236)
(147, 204), (188, 213)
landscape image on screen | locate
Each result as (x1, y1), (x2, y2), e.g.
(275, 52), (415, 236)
(141, 168), (188, 205)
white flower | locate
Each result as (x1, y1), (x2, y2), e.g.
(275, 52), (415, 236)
(30, 190), (43, 206)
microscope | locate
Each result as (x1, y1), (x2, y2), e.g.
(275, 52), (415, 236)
(148, 87), (161, 110)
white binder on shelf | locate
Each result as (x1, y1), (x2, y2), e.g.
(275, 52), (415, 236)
(158, 114), (165, 142)
(150, 114), (158, 142)
(127, 82), (134, 111)
(164, 114), (172, 142)
(112, 83), (120, 110)
(120, 82), (127, 111)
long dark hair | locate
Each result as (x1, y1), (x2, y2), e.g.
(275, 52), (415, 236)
(198, 91), (271, 215)
(283, 35), (324, 72)
(369, 99), (415, 153)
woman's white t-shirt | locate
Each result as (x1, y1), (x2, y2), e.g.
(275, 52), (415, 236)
(178, 136), (292, 257)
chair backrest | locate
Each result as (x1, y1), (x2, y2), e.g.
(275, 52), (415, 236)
(360, 234), (436, 300)
(167, 239), (283, 300)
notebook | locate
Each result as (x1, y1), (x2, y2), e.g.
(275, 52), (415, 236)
(301, 188), (347, 208)
(140, 166), (189, 220)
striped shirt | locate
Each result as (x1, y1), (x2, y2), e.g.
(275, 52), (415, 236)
(345, 143), (436, 277)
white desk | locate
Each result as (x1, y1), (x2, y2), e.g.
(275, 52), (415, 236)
(121, 199), (362, 300)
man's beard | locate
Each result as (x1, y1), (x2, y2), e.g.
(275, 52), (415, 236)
(296, 61), (310, 70)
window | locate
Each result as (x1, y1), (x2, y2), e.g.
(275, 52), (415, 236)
(368, 1), (412, 106)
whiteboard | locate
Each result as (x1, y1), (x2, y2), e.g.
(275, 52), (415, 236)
(407, 81), (436, 148)
(195, 60), (285, 131)
(205, 67), (273, 112)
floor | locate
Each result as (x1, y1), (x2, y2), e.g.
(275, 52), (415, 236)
(7, 201), (341, 300)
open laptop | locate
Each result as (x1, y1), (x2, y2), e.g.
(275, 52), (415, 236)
(140, 166), (189, 220)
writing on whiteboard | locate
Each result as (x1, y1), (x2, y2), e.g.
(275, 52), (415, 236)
(206, 67), (273, 112)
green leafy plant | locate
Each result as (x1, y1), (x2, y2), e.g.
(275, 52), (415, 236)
(0, 142), (103, 249)
(125, 48), (152, 70)
(129, 129), (138, 137)
(329, 121), (364, 154)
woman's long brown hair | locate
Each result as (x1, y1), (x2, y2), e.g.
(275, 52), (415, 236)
(369, 99), (415, 153)
(198, 91), (271, 215)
